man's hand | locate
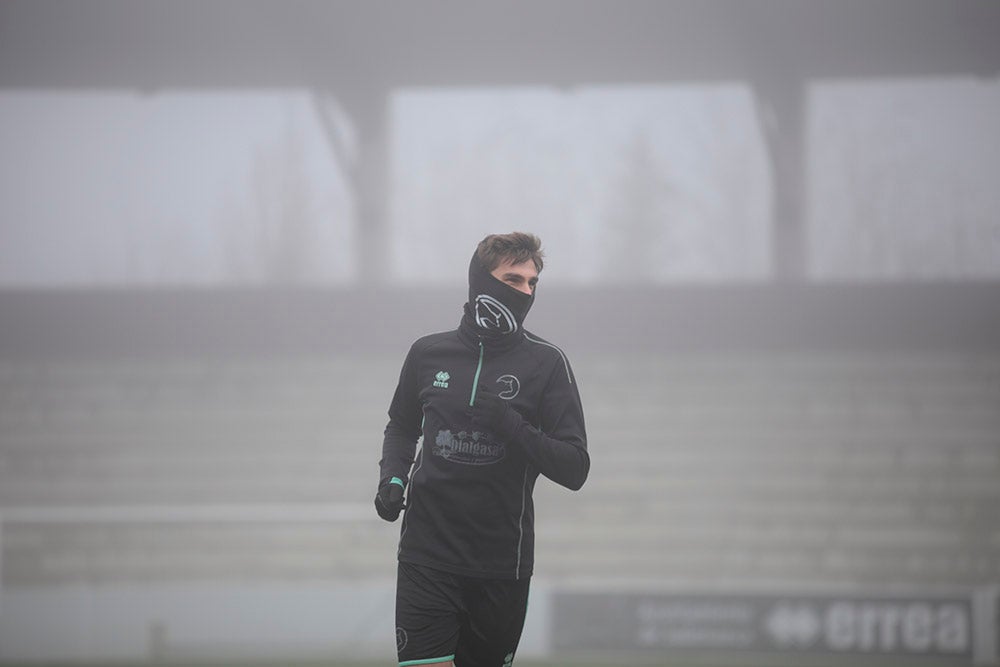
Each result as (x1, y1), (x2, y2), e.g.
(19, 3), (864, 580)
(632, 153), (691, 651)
(374, 477), (405, 522)
(470, 385), (522, 439)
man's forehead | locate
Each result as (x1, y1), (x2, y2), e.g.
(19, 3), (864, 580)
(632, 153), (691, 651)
(495, 258), (538, 275)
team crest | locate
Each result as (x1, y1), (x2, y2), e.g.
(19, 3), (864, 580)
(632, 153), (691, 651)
(496, 374), (520, 399)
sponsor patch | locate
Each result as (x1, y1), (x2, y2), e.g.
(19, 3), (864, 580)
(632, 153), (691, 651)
(433, 429), (506, 465)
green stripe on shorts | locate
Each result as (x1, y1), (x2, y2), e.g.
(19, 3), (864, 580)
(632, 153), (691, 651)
(400, 656), (455, 666)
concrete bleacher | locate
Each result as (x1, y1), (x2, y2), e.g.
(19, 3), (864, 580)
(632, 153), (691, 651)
(1, 348), (998, 589)
(537, 351), (1000, 587)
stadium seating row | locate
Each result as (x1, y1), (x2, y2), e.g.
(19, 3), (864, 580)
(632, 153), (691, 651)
(1, 350), (998, 588)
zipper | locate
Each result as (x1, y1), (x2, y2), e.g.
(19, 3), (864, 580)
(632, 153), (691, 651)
(469, 340), (485, 406)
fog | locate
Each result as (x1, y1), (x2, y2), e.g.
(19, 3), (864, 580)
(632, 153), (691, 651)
(1, 1), (999, 665)
(2, 81), (1000, 287)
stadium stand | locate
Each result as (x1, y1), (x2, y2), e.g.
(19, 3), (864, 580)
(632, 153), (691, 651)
(2, 341), (998, 589)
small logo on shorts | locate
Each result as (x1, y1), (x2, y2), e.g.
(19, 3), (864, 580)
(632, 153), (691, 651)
(396, 627), (408, 652)
(433, 371), (450, 389)
(503, 652), (514, 666)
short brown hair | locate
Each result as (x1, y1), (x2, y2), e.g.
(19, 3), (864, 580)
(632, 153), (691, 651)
(475, 232), (544, 273)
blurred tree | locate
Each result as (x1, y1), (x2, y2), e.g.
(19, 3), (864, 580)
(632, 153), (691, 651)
(601, 127), (674, 282)
(223, 121), (320, 284)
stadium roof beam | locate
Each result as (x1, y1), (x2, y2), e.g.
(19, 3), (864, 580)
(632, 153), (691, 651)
(2, 1), (998, 90)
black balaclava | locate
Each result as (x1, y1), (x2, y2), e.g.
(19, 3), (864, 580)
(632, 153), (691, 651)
(462, 252), (534, 339)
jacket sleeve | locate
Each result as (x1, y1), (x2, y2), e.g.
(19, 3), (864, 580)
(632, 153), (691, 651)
(501, 354), (589, 491)
(379, 343), (422, 485)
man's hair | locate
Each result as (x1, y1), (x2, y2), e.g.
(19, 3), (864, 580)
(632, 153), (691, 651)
(475, 232), (544, 273)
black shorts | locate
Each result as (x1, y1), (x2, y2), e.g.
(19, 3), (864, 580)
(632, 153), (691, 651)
(395, 561), (531, 667)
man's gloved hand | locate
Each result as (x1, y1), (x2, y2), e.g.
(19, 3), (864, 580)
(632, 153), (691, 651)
(470, 385), (522, 439)
(374, 477), (406, 522)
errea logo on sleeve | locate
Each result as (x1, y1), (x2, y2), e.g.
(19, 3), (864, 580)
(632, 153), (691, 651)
(433, 371), (450, 389)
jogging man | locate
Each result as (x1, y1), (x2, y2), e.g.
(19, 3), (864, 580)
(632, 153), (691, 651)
(375, 232), (589, 667)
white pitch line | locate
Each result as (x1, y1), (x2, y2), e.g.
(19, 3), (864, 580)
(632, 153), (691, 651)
(0, 503), (373, 524)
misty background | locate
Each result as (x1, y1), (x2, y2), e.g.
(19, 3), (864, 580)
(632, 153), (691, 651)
(3, 81), (1000, 286)
(1, 1), (999, 665)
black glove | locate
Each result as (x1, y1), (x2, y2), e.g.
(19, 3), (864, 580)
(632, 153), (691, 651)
(470, 385), (522, 439)
(374, 477), (405, 522)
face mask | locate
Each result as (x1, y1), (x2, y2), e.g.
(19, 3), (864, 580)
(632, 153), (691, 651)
(465, 254), (534, 336)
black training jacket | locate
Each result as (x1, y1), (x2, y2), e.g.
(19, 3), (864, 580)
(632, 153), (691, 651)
(379, 317), (589, 580)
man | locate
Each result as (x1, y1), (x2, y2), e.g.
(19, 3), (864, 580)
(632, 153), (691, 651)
(375, 232), (589, 667)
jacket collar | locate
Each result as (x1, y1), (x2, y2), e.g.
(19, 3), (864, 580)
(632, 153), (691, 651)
(458, 307), (525, 353)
